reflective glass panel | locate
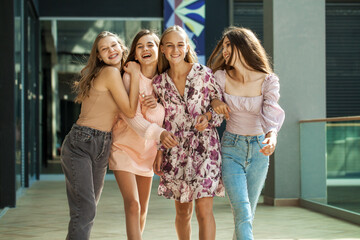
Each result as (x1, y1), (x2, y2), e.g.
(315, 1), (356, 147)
(300, 120), (360, 214)
(40, 19), (162, 174)
(326, 121), (360, 213)
(14, 0), (22, 190)
(27, 10), (38, 180)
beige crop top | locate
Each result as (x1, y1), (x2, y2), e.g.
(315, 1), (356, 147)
(76, 87), (119, 132)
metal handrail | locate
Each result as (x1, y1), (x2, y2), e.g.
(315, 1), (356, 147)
(299, 116), (360, 123)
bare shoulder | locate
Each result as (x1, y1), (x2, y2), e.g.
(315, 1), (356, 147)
(94, 66), (122, 90)
(98, 66), (122, 83)
(250, 72), (267, 85)
(98, 66), (121, 78)
(256, 72), (268, 81)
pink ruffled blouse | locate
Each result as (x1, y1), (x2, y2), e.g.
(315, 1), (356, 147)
(214, 70), (285, 136)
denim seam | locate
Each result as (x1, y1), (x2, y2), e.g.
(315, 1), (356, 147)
(69, 153), (80, 240)
(255, 136), (263, 149)
(222, 133), (237, 147)
(94, 135), (106, 162)
(246, 139), (250, 162)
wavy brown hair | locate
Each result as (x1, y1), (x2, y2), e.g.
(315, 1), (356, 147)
(207, 27), (272, 74)
(158, 25), (198, 74)
(73, 31), (128, 103)
(121, 29), (160, 76)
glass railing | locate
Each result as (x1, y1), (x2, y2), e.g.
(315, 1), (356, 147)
(300, 116), (360, 224)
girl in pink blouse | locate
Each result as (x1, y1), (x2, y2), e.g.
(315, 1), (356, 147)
(208, 27), (285, 240)
(109, 30), (171, 239)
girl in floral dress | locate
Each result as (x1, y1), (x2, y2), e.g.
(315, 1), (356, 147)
(151, 25), (225, 240)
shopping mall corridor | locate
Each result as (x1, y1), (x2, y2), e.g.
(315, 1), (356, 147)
(0, 176), (359, 240)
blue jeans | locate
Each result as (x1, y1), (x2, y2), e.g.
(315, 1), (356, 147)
(221, 131), (269, 240)
(61, 124), (112, 240)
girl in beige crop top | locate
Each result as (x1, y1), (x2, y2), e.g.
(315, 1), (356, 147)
(60, 31), (141, 240)
(75, 33), (140, 130)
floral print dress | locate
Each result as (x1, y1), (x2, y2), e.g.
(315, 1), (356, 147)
(152, 63), (225, 203)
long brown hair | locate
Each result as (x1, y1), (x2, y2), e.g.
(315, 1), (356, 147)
(121, 29), (160, 76)
(157, 25), (198, 74)
(207, 27), (272, 74)
(73, 31), (128, 103)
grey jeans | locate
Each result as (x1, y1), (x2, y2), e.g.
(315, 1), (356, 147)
(60, 124), (112, 240)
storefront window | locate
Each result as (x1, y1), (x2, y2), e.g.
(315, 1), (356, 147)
(40, 19), (162, 173)
(14, 0), (22, 190)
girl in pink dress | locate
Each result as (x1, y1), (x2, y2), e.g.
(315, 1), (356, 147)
(108, 30), (170, 239)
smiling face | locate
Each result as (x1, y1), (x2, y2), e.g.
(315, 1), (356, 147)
(222, 36), (238, 66)
(135, 34), (159, 67)
(97, 36), (123, 68)
(160, 30), (189, 65)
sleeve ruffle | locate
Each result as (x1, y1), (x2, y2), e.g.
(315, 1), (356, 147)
(119, 74), (166, 143)
(144, 103), (165, 127)
(260, 74), (285, 134)
(213, 70), (226, 97)
(207, 69), (224, 128)
(120, 108), (165, 142)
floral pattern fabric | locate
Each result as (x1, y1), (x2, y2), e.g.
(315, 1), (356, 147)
(152, 63), (225, 203)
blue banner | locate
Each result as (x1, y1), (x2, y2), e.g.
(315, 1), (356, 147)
(164, 0), (206, 64)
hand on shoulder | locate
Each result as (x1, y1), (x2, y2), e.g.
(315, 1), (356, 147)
(124, 61), (140, 76)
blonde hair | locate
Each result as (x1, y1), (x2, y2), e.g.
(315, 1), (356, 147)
(157, 25), (197, 74)
(207, 27), (272, 74)
(73, 31), (128, 103)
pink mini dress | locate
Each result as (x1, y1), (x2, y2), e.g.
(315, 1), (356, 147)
(109, 72), (165, 177)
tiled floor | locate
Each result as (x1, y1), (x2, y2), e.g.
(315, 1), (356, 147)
(0, 177), (359, 240)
